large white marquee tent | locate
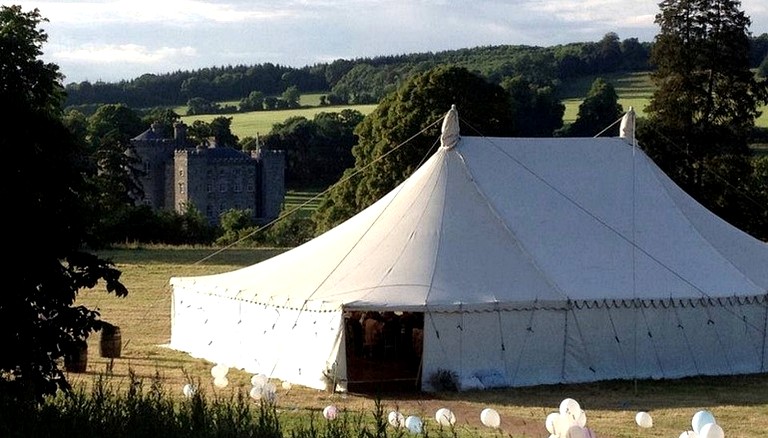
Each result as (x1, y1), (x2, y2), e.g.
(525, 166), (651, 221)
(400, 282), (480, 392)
(170, 107), (768, 391)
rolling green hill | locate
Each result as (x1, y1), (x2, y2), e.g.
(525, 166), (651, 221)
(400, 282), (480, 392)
(180, 102), (377, 139)
(562, 71), (768, 129)
(180, 73), (766, 140)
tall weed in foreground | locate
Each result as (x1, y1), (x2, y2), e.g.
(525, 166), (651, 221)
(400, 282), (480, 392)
(0, 370), (280, 438)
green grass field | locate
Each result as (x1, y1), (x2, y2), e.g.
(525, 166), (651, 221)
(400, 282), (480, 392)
(562, 71), (768, 129)
(181, 104), (377, 139)
(71, 247), (768, 438)
(177, 78), (766, 140)
(561, 72), (654, 123)
(283, 190), (326, 218)
(177, 93), (376, 139)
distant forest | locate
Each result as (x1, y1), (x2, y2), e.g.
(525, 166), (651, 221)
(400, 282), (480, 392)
(64, 32), (768, 112)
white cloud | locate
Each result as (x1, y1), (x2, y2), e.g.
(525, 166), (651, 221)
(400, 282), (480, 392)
(52, 43), (197, 65)
(17, 0), (295, 25)
(15, 0), (768, 83)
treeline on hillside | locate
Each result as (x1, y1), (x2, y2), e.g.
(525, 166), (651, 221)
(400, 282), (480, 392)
(61, 33), (768, 112)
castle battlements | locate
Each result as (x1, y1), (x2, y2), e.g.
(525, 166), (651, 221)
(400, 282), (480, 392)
(130, 122), (285, 225)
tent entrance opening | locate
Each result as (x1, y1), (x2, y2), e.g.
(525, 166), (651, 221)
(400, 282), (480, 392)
(344, 311), (423, 393)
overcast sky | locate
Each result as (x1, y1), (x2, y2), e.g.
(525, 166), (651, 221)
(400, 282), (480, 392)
(13, 0), (768, 84)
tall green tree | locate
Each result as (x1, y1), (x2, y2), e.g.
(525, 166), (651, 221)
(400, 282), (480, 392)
(561, 77), (624, 137)
(281, 85), (301, 108)
(1, 5), (127, 401)
(141, 107), (181, 138)
(313, 66), (515, 233)
(239, 90), (265, 112)
(639, 0), (768, 237)
(262, 109), (363, 188)
(209, 116), (239, 147)
(85, 104), (146, 241)
(501, 76), (564, 136)
(87, 103), (145, 145)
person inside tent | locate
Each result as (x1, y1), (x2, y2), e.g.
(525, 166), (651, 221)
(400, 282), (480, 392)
(344, 311), (364, 357)
(362, 312), (383, 359)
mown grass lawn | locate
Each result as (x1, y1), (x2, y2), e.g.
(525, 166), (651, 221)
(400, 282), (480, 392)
(562, 71), (768, 131)
(72, 247), (768, 438)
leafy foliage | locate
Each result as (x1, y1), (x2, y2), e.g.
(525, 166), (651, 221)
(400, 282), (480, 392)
(560, 77), (623, 137)
(1, 5), (128, 401)
(262, 109), (363, 188)
(639, 0), (768, 239)
(313, 66), (515, 233)
(428, 369), (460, 392)
(759, 54), (768, 78)
(502, 76), (564, 136)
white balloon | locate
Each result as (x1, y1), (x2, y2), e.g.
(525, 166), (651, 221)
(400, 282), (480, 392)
(435, 408), (456, 427)
(699, 423), (725, 438)
(480, 408), (501, 428)
(635, 411), (653, 428)
(213, 375), (229, 388)
(678, 431), (697, 438)
(211, 364), (229, 379)
(249, 386), (262, 400)
(281, 381), (292, 390)
(555, 413), (575, 436)
(692, 410), (716, 435)
(545, 412), (560, 434)
(388, 411), (405, 428)
(576, 410), (587, 427)
(405, 416), (423, 434)
(323, 405), (338, 420)
(182, 383), (196, 398)
(559, 398), (581, 418)
(251, 374), (268, 387)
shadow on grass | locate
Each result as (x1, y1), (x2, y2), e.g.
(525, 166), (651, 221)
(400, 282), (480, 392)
(425, 372), (768, 411)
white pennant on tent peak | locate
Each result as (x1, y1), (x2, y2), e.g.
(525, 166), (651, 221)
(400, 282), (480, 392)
(440, 105), (460, 150)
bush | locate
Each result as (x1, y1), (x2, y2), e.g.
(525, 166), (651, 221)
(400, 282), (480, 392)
(428, 369), (459, 392)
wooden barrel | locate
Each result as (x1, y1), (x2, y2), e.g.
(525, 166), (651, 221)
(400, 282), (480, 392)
(65, 342), (88, 373)
(100, 324), (122, 358)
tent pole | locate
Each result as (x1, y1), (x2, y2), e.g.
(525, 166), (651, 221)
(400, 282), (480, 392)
(762, 300), (768, 372)
(415, 355), (423, 390)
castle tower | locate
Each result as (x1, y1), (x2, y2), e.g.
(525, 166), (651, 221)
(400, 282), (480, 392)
(253, 148), (286, 223)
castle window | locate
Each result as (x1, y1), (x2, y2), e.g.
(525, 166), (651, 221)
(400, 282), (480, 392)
(178, 182), (185, 194)
(207, 183), (213, 193)
(247, 183), (255, 192)
(206, 205), (214, 217)
(234, 181), (243, 193)
(143, 162), (151, 174)
(219, 181), (227, 192)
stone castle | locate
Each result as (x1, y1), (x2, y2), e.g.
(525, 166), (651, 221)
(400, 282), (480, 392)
(130, 122), (285, 225)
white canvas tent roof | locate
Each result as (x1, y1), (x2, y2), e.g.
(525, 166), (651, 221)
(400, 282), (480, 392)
(170, 107), (767, 391)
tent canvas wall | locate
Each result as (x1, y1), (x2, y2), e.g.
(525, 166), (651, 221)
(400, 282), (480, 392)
(169, 108), (768, 391)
